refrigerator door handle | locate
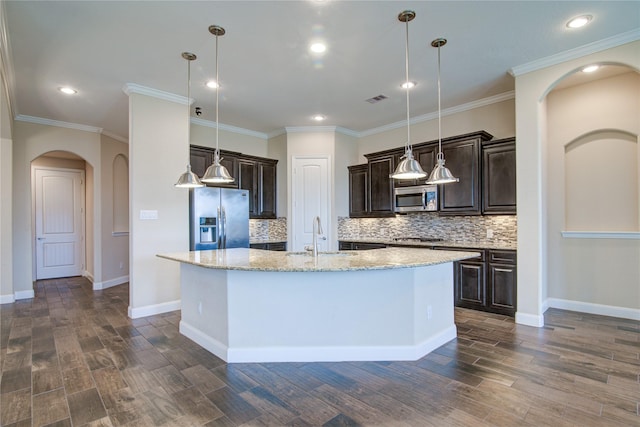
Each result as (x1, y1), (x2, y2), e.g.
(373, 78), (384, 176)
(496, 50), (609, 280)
(217, 206), (222, 248)
(221, 207), (227, 249)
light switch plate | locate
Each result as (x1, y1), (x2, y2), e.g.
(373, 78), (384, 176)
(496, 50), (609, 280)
(140, 210), (158, 220)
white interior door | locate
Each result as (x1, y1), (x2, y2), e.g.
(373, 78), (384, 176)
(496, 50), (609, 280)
(35, 168), (85, 279)
(292, 157), (330, 252)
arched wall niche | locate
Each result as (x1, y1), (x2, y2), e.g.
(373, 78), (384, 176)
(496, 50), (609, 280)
(112, 154), (129, 233)
(564, 129), (638, 231)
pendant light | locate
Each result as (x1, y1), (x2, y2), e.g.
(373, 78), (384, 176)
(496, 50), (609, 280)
(175, 52), (205, 188)
(201, 25), (235, 184)
(390, 10), (427, 180)
(426, 38), (459, 184)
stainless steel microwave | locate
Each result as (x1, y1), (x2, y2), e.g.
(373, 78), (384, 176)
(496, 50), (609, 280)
(394, 185), (438, 213)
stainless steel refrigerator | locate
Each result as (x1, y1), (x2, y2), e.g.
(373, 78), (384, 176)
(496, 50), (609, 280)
(189, 187), (250, 250)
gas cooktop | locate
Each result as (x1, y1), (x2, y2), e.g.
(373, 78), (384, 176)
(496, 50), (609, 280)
(392, 237), (443, 243)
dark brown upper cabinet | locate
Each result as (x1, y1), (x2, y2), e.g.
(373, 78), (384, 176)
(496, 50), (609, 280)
(190, 145), (278, 219)
(365, 153), (396, 217)
(189, 145), (239, 189)
(438, 132), (493, 215)
(257, 160), (277, 219)
(348, 131), (500, 218)
(348, 164), (369, 217)
(482, 137), (516, 215)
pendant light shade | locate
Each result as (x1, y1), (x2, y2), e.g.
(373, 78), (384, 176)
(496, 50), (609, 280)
(175, 52), (204, 188)
(390, 10), (427, 180)
(426, 38), (458, 185)
(202, 25), (235, 184)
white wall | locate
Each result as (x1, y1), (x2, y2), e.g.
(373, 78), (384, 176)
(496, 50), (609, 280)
(334, 131), (358, 219)
(514, 40), (640, 325)
(190, 123), (268, 157)
(0, 72), (13, 301)
(12, 121), (102, 296)
(128, 92), (187, 317)
(357, 99), (515, 161)
(267, 132), (288, 217)
(546, 71), (639, 315)
(100, 134), (129, 289)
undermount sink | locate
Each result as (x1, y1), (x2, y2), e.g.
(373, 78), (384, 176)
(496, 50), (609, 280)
(286, 251), (355, 257)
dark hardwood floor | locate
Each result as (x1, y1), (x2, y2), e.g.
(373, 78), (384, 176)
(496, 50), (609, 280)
(1, 277), (638, 426)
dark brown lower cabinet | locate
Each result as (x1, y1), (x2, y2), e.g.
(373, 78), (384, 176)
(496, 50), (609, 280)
(338, 241), (387, 250)
(436, 247), (517, 316)
(250, 242), (287, 251)
(454, 255), (486, 311)
(487, 250), (517, 316)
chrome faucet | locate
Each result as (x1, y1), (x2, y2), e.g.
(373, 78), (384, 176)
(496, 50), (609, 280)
(312, 216), (325, 258)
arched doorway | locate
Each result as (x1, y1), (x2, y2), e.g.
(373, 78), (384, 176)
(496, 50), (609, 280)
(31, 150), (89, 280)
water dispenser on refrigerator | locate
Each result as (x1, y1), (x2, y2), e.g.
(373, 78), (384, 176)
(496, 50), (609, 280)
(199, 217), (216, 244)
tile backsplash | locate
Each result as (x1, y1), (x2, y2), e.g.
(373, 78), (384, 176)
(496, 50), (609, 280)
(250, 217), (287, 241)
(252, 214), (516, 245)
(338, 213), (516, 245)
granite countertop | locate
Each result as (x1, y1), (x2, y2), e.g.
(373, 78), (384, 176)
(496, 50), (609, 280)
(157, 247), (480, 272)
(340, 238), (517, 251)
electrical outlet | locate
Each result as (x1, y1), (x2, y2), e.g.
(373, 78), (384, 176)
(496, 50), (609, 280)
(119, 262), (124, 270)
(486, 229), (494, 239)
(198, 301), (203, 315)
(427, 305), (432, 320)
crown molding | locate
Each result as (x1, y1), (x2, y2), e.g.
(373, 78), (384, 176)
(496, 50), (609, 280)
(267, 128), (287, 139)
(16, 114), (103, 133)
(191, 117), (268, 140)
(359, 91), (515, 138)
(101, 130), (128, 144)
(122, 83), (192, 105)
(509, 29), (640, 77)
(284, 126), (359, 138)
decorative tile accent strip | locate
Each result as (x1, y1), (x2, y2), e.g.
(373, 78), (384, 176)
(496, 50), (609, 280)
(250, 217), (288, 241)
(338, 214), (517, 246)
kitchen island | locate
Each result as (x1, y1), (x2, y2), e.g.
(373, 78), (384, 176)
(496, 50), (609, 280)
(157, 247), (478, 363)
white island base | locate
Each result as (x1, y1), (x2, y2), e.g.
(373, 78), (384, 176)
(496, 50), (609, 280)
(178, 261), (456, 363)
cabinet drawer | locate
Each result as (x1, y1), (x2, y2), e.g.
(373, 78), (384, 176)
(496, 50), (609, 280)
(489, 250), (516, 264)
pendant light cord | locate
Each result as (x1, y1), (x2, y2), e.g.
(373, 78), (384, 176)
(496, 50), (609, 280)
(437, 42), (443, 160)
(215, 33), (220, 158)
(404, 17), (411, 154)
(187, 58), (192, 160)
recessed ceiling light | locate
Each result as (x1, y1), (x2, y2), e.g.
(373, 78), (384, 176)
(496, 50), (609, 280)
(59, 87), (77, 95)
(310, 43), (326, 53)
(312, 114), (326, 121)
(566, 15), (592, 29)
(401, 81), (416, 89)
(206, 80), (220, 89)
(582, 64), (599, 73)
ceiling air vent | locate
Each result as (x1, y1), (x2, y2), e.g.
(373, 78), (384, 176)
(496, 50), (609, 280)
(365, 94), (388, 104)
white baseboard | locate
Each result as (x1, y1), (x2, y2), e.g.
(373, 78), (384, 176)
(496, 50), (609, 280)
(128, 299), (181, 319)
(92, 275), (129, 290)
(180, 321), (457, 363)
(546, 298), (640, 321)
(83, 271), (94, 282)
(515, 311), (545, 327)
(14, 289), (35, 300)
(0, 294), (15, 304)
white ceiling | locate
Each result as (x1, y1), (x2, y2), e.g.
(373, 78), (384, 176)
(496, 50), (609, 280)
(3, 1), (639, 141)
